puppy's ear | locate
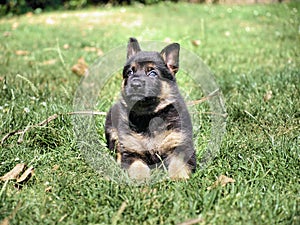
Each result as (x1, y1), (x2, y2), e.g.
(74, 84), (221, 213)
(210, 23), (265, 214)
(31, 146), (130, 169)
(127, 37), (141, 60)
(160, 43), (180, 76)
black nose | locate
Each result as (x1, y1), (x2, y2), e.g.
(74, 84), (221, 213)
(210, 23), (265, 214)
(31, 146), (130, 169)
(130, 78), (144, 90)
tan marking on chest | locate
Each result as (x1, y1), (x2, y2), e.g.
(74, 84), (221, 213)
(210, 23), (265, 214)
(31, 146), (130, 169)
(120, 130), (185, 156)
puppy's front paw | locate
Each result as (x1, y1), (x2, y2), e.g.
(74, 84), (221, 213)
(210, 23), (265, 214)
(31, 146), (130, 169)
(127, 160), (151, 181)
(168, 155), (191, 180)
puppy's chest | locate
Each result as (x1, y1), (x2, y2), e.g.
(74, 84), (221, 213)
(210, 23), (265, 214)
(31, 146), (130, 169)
(120, 128), (184, 156)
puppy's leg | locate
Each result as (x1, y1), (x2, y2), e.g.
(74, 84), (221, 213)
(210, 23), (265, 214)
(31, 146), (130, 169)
(127, 159), (151, 181)
(168, 153), (192, 180)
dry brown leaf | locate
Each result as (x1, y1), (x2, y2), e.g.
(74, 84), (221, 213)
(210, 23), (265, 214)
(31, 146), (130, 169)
(0, 163), (26, 181)
(84, 46), (97, 52)
(191, 40), (201, 47)
(3, 32), (11, 37)
(264, 90), (272, 102)
(15, 50), (30, 56)
(63, 44), (70, 50)
(45, 186), (52, 192)
(0, 218), (9, 225)
(207, 175), (235, 190)
(97, 49), (104, 56)
(84, 47), (104, 56)
(12, 22), (19, 30)
(52, 165), (59, 171)
(16, 166), (34, 183)
(71, 57), (88, 76)
(26, 12), (33, 17)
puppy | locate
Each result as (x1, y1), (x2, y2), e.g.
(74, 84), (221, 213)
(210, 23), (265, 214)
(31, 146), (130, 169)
(105, 38), (196, 180)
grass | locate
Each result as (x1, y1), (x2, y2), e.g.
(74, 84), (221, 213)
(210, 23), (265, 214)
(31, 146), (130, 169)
(0, 2), (299, 224)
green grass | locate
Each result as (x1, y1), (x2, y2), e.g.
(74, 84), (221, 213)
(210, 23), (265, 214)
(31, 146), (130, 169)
(0, 2), (299, 224)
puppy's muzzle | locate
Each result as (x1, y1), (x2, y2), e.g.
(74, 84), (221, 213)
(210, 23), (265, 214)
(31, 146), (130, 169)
(130, 78), (145, 91)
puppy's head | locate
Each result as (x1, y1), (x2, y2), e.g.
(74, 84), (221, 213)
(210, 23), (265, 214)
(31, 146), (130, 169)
(122, 38), (180, 113)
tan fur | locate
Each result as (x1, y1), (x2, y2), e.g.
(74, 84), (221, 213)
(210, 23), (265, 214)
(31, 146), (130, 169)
(160, 131), (186, 153)
(116, 152), (122, 165)
(127, 160), (150, 180)
(155, 81), (176, 112)
(145, 63), (155, 71)
(120, 130), (186, 156)
(119, 132), (146, 153)
(107, 127), (118, 141)
(168, 153), (191, 180)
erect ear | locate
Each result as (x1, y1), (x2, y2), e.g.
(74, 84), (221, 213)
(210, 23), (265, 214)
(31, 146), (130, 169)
(160, 43), (180, 76)
(127, 37), (141, 60)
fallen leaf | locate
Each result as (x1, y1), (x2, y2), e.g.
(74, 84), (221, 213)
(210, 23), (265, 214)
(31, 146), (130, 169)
(0, 218), (9, 225)
(207, 175), (235, 190)
(3, 31), (11, 37)
(45, 186), (52, 192)
(15, 50), (30, 56)
(52, 165), (59, 171)
(63, 44), (70, 50)
(12, 22), (19, 30)
(264, 90), (272, 102)
(84, 46), (97, 52)
(0, 163), (26, 181)
(16, 166), (34, 183)
(84, 46), (104, 56)
(26, 12), (33, 17)
(191, 39), (201, 47)
(71, 57), (88, 76)
(97, 49), (104, 56)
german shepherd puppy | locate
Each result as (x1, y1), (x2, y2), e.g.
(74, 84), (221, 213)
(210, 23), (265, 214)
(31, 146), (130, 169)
(105, 38), (196, 180)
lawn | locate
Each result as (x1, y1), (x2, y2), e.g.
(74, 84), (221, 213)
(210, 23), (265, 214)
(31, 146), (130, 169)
(0, 2), (299, 224)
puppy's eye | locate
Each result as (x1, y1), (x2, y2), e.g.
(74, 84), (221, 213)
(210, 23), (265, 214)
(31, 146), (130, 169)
(127, 70), (134, 76)
(148, 70), (158, 77)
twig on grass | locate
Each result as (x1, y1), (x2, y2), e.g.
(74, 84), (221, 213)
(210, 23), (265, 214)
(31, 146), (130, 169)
(67, 111), (107, 116)
(187, 88), (220, 106)
(1, 111), (107, 145)
(17, 114), (59, 144)
(188, 88), (227, 118)
(177, 217), (204, 225)
(200, 111), (228, 118)
(111, 201), (128, 225)
(1, 89), (221, 145)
